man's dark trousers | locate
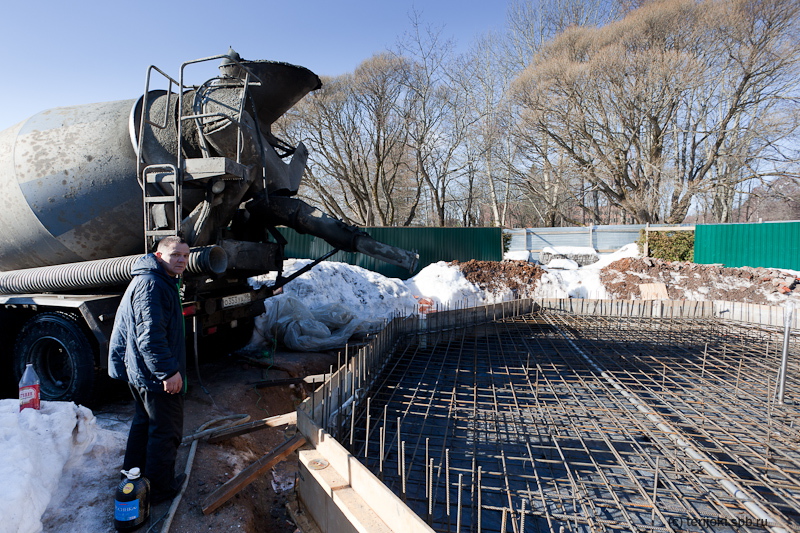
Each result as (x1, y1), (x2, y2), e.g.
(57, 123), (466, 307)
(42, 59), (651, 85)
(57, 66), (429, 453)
(122, 384), (184, 494)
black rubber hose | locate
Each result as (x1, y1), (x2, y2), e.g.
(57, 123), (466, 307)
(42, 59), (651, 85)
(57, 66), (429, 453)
(0, 246), (227, 295)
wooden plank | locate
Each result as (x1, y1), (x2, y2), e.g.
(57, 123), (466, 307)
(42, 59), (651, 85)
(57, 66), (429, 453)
(639, 283), (669, 300)
(252, 373), (329, 389)
(202, 434), (306, 515)
(645, 225), (695, 232)
(207, 412), (298, 444)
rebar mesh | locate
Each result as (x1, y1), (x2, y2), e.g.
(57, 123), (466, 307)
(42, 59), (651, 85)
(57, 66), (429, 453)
(329, 311), (800, 532)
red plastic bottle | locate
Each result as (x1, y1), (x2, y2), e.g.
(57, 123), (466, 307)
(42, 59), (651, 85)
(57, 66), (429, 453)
(19, 363), (41, 411)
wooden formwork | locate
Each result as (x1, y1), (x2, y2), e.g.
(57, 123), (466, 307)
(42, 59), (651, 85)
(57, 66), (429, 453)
(533, 298), (798, 330)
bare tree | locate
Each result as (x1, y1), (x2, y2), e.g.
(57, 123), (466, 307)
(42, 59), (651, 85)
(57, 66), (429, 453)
(735, 176), (800, 221)
(501, 0), (618, 227)
(394, 14), (475, 226)
(278, 54), (418, 226)
(511, 0), (800, 224)
(452, 33), (515, 227)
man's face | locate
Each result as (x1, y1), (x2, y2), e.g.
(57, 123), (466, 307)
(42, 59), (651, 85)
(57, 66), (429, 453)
(156, 242), (190, 277)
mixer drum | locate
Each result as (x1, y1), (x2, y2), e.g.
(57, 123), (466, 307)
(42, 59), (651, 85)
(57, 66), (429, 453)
(0, 100), (144, 271)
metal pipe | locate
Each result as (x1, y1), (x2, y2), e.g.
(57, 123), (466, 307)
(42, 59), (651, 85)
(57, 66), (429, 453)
(246, 195), (418, 272)
(0, 245), (227, 294)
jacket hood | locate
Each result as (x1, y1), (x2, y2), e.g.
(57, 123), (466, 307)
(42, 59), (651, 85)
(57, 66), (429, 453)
(131, 253), (172, 280)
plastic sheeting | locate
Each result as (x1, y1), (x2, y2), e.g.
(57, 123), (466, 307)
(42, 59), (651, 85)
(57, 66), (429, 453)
(245, 296), (384, 352)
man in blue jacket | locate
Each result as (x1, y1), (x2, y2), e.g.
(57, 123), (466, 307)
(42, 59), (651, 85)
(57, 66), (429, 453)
(109, 236), (190, 503)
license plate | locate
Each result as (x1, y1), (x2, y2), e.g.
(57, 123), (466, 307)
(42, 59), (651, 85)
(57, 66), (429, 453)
(222, 293), (252, 308)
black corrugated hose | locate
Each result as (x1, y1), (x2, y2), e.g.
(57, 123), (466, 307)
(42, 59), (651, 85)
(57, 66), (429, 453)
(0, 246), (227, 294)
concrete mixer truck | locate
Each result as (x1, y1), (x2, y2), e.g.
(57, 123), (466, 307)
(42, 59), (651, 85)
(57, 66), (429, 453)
(0, 50), (418, 404)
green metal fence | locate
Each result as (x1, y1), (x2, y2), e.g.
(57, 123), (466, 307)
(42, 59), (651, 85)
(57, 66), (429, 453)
(277, 227), (503, 279)
(694, 221), (800, 270)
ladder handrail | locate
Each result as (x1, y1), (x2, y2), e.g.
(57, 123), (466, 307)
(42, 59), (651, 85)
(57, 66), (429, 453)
(136, 65), (180, 182)
(138, 53), (263, 252)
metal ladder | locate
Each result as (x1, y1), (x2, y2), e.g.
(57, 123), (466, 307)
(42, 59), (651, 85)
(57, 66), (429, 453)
(142, 163), (181, 251)
(137, 54), (257, 252)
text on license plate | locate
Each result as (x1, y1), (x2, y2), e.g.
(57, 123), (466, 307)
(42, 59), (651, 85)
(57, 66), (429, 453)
(222, 293), (252, 308)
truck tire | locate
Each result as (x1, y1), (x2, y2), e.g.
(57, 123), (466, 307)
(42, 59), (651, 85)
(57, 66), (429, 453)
(13, 312), (96, 405)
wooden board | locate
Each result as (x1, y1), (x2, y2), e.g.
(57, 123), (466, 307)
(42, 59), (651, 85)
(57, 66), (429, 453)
(202, 434), (306, 515)
(639, 283), (669, 300)
(207, 412), (297, 444)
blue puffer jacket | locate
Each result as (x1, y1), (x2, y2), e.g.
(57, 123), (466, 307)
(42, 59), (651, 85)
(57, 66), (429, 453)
(108, 254), (186, 392)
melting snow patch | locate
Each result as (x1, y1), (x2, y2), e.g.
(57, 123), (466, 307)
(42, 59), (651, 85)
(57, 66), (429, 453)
(0, 400), (97, 533)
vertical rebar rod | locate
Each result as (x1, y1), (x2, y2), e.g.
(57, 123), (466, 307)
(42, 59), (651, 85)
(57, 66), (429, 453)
(736, 358), (743, 398)
(397, 417), (402, 476)
(702, 342), (708, 379)
(364, 397), (370, 465)
(425, 437), (430, 515)
(428, 457), (434, 522)
(651, 457), (660, 523)
(349, 384), (355, 448)
(445, 448), (450, 520)
(777, 305), (793, 404)
(477, 466), (482, 533)
(401, 440), (407, 499)
(456, 473), (463, 533)
(379, 425), (385, 478)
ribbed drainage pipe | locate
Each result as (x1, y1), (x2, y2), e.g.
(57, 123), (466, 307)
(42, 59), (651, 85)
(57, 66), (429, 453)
(548, 316), (789, 533)
(0, 246), (227, 294)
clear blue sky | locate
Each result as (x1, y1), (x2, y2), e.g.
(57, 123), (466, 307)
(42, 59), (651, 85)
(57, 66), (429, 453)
(0, 0), (509, 130)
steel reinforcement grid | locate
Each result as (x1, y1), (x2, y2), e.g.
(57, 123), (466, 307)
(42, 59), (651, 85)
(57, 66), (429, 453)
(319, 310), (800, 533)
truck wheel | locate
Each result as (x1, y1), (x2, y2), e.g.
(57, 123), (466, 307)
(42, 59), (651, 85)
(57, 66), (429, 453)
(13, 312), (96, 405)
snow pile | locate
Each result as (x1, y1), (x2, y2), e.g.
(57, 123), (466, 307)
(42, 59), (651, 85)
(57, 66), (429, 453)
(503, 250), (530, 261)
(251, 259), (419, 320)
(40, 415), (127, 532)
(0, 401), (97, 533)
(248, 260), (420, 351)
(247, 259), (500, 350)
(593, 243), (641, 269)
(406, 261), (489, 308)
(245, 245), (641, 351)
(546, 258), (580, 270)
(541, 245), (597, 256)
(535, 244), (639, 300)
(248, 259), (502, 350)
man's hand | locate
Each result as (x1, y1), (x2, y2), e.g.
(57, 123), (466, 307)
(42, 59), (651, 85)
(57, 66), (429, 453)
(163, 373), (183, 394)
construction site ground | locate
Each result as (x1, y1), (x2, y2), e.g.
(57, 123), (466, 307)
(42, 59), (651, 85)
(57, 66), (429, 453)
(156, 259), (797, 532)
(90, 345), (338, 533)
(33, 258), (800, 531)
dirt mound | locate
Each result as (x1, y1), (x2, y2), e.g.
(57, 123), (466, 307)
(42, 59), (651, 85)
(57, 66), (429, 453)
(599, 257), (797, 304)
(448, 257), (798, 305)
(452, 259), (545, 296)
